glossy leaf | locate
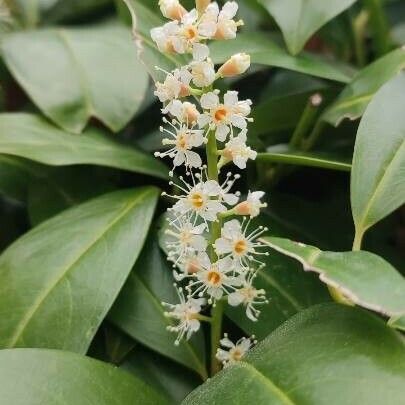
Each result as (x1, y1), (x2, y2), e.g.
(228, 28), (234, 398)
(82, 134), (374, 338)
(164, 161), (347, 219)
(184, 304), (405, 405)
(258, 146), (352, 172)
(259, 0), (358, 55)
(109, 228), (208, 379)
(0, 113), (168, 179)
(210, 32), (353, 83)
(323, 48), (405, 126)
(1, 24), (148, 133)
(351, 73), (405, 239)
(0, 349), (168, 405)
(262, 236), (405, 321)
(0, 187), (159, 353)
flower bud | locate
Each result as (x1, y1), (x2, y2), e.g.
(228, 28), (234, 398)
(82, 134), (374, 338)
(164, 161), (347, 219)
(159, 0), (187, 21)
(234, 201), (252, 216)
(196, 0), (211, 14)
(218, 53), (250, 77)
(182, 102), (200, 124)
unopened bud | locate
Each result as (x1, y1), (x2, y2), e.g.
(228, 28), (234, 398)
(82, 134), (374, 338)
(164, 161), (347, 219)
(179, 84), (191, 97)
(234, 201), (252, 216)
(196, 0), (211, 13)
(183, 102), (200, 124)
(159, 0), (187, 21)
(218, 53), (251, 78)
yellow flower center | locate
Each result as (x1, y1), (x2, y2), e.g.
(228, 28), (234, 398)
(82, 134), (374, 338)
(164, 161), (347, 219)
(176, 132), (188, 150)
(185, 25), (198, 40)
(230, 348), (243, 361)
(207, 267), (221, 286)
(189, 192), (205, 209)
(234, 239), (248, 255)
(213, 106), (229, 123)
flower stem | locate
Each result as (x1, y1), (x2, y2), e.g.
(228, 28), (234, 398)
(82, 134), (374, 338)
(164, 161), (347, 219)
(206, 130), (224, 376)
(289, 93), (323, 150)
(210, 300), (224, 375)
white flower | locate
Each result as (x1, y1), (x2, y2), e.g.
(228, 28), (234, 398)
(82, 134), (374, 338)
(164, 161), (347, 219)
(218, 53), (251, 78)
(190, 43), (216, 88)
(165, 215), (207, 265)
(223, 130), (257, 169)
(187, 253), (242, 304)
(198, 2), (221, 38)
(162, 100), (200, 125)
(191, 59), (216, 88)
(215, 1), (243, 40)
(159, 0), (186, 21)
(216, 334), (256, 366)
(163, 285), (205, 345)
(228, 271), (268, 321)
(154, 67), (192, 103)
(235, 191), (267, 217)
(166, 173), (227, 222)
(151, 21), (180, 54)
(214, 219), (268, 270)
(155, 118), (204, 171)
(198, 90), (253, 142)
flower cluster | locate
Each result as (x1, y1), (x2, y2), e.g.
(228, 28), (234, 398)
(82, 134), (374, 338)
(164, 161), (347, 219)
(152, 0), (269, 365)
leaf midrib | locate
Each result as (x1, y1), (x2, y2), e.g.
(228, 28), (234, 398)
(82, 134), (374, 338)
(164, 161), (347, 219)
(6, 189), (152, 348)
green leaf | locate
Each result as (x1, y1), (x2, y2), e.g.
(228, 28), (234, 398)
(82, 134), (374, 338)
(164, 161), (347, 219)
(109, 228), (208, 379)
(1, 24), (148, 133)
(0, 349), (168, 405)
(351, 72), (405, 240)
(0, 187), (159, 353)
(259, 0), (358, 55)
(0, 113), (168, 179)
(210, 32), (353, 83)
(261, 236), (405, 321)
(123, 347), (201, 403)
(258, 146), (352, 172)
(323, 48), (405, 126)
(184, 304), (405, 405)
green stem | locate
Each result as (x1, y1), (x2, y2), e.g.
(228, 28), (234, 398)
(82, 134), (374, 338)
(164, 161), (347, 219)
(290, 93), (323, 150)
(210, 300), (224, 375)
(363, 0), (391, 56)
(205, 130), (224, 376)
(302, 119), (326, 151)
